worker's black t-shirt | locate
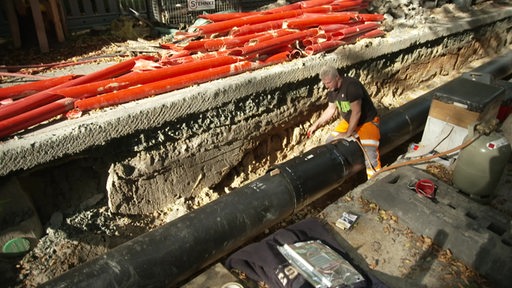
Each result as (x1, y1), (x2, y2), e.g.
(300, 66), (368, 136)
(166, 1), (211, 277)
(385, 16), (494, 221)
(327, 76), (378, 125)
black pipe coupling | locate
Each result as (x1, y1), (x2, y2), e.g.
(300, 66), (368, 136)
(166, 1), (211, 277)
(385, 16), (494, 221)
(268, 139), (365, 211)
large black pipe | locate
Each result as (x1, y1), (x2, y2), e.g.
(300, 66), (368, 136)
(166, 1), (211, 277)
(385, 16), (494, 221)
(41, 50), (512, 288)
(41, 140), (365, 287)
(472, 50), (512, 80)
(380, 95), (431, 154)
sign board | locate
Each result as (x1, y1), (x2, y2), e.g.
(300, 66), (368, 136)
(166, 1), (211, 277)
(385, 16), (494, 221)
(188, 0), (216, 11)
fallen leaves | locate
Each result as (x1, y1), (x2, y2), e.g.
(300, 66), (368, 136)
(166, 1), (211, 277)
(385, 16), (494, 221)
(377, 209), (398, 225)
(369, 258), (379, 269)
(426, 163), (453, 185)
(419, 235), (433, 250)
(358, 196), (379, 213)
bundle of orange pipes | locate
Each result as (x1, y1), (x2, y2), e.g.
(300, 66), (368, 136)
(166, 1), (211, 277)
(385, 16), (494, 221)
(0, 0), (384, 140)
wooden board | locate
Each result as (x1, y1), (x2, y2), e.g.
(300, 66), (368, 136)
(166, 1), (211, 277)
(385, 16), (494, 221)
(29, 0), (49, 53)
(428, 99), (480, 128)
(49, 0), (65, 42)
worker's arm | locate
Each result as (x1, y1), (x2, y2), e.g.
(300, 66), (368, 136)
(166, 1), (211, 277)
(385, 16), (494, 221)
(307, 102), (337, 137)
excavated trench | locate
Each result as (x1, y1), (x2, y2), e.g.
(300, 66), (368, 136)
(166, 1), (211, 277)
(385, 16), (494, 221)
(1, 2), (512, 287)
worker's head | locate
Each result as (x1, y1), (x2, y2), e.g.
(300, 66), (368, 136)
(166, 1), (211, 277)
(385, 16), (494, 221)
(319, 66), (341, 91)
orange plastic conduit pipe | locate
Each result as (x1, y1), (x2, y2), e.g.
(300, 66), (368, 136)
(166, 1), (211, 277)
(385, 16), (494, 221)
(290, 49), (304, 59)
(301, 1), (363, 13)
(160, 51), (232, 66)
(305, 40), (344, 55)
(50, 56), (240, 99)
(357, 13), (385, 22)
(289, 11), (352, 21)
(159, 43), (180, 50)
(228, 28), (319, 57)
(319, 23), (349, 33)
(0, 55), (154, 121)
(285, 13), (355, 29)
(0, 74), (77, 101)
(258, 45), (295, 62)
(357, 28), (385, 40)
(202, 32), (269, 51)
(160, 50), (192, 64)
(246, 29), (297, 46)
(195, 10), (303, 35)
(177, 32), (273, 53)
(299, 6), (336, 14)
(330, 0), (363, 7)
(177, 39), (213, 53)
(0, 98), (75, 139)
(299, 0), (336, 8)
(167, 36), (252, 54)
(262, 0), (363, 13)
(330, 22), (380, 39)
(227, 5), (358, 37)
(262, 51), (292, 64)
(230, 19), (288, 37)
(301, 34), (329, 47)
(262, 2), (302, 13)
(74, 60), (275, 112)
(264, 0), (334, 14)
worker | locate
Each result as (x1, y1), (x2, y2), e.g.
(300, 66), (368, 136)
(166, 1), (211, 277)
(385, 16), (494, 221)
(307, 66), (381, 178)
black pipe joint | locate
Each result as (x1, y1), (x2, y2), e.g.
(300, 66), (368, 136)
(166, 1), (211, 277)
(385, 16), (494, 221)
(269, 139), (365, 211)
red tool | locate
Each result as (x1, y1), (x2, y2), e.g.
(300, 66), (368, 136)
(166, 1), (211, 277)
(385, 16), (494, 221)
(414, 179), (437, 199)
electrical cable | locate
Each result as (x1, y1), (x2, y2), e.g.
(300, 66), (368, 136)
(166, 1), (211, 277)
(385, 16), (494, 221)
(351, 136), (378, 175)
(372, 132), (482, 178)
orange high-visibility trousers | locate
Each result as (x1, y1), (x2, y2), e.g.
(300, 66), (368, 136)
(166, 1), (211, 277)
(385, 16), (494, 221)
(331, 116), (381, 178)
